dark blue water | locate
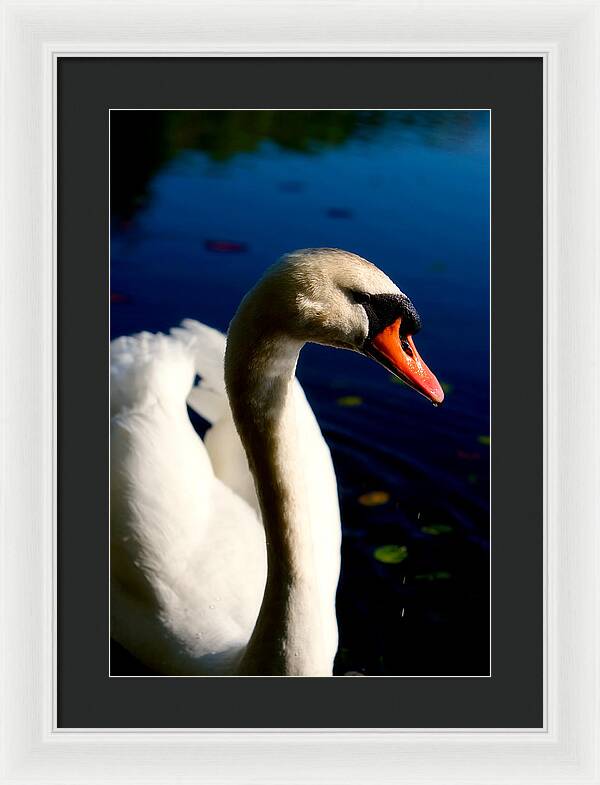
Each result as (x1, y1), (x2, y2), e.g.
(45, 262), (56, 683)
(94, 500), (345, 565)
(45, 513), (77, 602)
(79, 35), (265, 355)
(111, 110), (490, 675)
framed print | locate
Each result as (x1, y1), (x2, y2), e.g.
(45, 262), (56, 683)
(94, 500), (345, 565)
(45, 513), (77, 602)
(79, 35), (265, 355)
(1, 1), (600, 783)
(60, 57), (540, 729)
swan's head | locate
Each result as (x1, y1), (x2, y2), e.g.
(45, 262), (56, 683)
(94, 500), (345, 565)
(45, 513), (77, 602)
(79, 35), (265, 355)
(233, 248), (444, 405)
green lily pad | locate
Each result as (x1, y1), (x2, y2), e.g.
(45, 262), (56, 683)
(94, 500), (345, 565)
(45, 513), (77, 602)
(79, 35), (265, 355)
(477, 435), (491, 446)
(415, 570), (451, 581)
(337, 395), (363, 407)
(373, 544), (408, 564)
(421, 523), (453, 535)
(440, 381), (454, 395)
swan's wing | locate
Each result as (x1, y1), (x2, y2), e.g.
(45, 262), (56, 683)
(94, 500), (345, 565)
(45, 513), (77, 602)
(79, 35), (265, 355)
(111, 328), (215, 588)
(172, 319), (261, 514)
(110, 328), (266, 674)
(171, 319), (229, 424)
(111, 331), (197, 418)
(112, 473), (267, 676)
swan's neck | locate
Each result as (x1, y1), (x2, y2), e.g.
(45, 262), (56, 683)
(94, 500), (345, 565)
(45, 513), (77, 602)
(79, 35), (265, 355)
(225, 318), (329, 675)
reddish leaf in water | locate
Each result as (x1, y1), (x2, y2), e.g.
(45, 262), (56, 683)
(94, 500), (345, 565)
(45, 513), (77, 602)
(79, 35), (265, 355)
(204, 240), (248, 253)
(110, 292), (130, 304)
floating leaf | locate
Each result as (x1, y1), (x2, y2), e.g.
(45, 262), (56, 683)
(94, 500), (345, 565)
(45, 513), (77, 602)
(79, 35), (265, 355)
(204, 239), (248, 253)
(421, 524), (453, 535)
(359, 491), (390, 507)
(415, 570), (451, 581)
(440, 381), (454, 395)
(373, 544), (407, 564)
(457, 450), (480, 461)
(337, 395), (363, 407)
(477, 435), (491, 446)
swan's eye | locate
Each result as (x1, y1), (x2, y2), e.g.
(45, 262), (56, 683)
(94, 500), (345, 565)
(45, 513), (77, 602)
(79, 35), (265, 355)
(400, 337), (413, 356)
(349, 290), (371, 305)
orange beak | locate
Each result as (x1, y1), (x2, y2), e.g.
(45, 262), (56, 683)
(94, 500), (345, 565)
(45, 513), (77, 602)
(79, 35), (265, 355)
(367, 317), (444, 405)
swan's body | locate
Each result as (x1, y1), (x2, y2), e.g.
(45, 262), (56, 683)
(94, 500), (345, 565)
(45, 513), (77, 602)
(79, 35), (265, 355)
(111, 249), (443, 675)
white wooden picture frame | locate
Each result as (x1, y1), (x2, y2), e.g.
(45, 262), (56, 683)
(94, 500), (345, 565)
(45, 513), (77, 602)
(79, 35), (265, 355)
(1, 1), (599, 782)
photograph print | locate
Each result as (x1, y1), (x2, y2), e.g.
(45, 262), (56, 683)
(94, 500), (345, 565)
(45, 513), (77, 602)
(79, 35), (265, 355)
(110, 109), (490, 677)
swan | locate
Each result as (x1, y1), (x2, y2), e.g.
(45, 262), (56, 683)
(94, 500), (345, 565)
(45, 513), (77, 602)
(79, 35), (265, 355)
(110, 248), (444, 676)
